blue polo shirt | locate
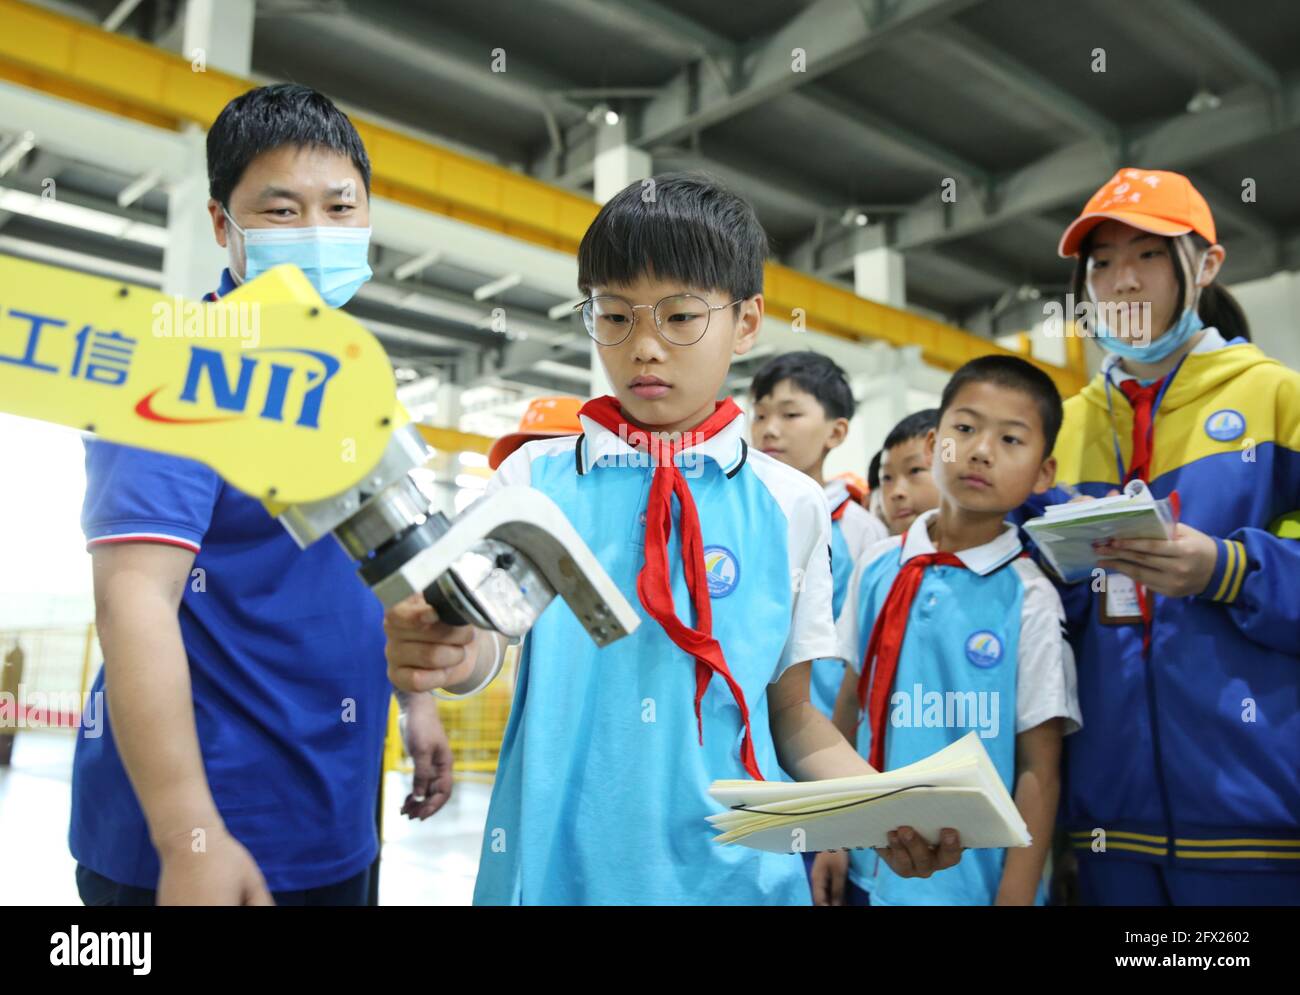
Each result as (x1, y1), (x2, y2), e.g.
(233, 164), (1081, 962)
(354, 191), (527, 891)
(836, 510), (1081, 905)
(69, 269), (390, 892)
(473, 407), (841, 904)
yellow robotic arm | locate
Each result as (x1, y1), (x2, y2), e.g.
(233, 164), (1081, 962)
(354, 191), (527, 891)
(0, 255), (637, 646)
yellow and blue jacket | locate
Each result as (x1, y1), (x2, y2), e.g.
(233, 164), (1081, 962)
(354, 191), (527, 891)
(1022, 338), (1300, 871)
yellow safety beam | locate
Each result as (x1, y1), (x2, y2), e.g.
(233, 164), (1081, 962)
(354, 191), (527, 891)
(0, 0), (1086, 395)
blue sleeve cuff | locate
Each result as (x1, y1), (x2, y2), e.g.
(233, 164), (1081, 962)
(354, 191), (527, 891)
(1199, 537), (1249, 603)
(81, 440), (219, 551)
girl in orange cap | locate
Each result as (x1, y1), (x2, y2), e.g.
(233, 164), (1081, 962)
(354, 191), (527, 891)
(1030, 168), (1299, 905)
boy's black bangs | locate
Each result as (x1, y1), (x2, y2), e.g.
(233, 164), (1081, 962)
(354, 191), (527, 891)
(939, 355), (1064, 457)
(577, 173), (766, 299)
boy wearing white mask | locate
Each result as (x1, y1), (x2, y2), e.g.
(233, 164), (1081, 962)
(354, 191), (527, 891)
(70, 84), (449, 906)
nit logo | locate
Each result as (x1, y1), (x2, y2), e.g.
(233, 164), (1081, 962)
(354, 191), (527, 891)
(1204, 408), (1246, 442)
(964, 630), (1003, 668)
(703, 545), (739, 598)
(135, 346), (340, 428)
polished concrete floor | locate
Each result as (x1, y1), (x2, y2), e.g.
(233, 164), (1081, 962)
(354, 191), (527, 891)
(0, 730), (491, 905)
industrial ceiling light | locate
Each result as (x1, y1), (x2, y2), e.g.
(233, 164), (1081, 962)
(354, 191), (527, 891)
(0, 185), (167, 246)
(839, 207), (869, 227)
(586, 103), (620, 127)
(1187, 87), (1221, 114)
(0, 131), (36, 177)
(587, 103), (616, 126)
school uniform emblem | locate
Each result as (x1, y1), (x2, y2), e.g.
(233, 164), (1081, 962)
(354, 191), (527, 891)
(1204, 409), (1245, 442)
(702, 545), (740, 598)
(965, 630), (1003, 668)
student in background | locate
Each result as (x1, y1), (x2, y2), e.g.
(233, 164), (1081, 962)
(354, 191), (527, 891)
(867, 449), (888, 530)
(750, 351), (889, 722)
(815, 356), (1081, 906)
(487, 397), (584, 470)
(1024, 168), (1300, 906)
(382, 174), (964, 904)
(877, 409), (940, 537)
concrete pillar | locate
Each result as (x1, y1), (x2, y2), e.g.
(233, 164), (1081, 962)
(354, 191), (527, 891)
(180, 0), (255, 76)
(853, 246), (906, 309)
(589, 118), (650, 398)
(161, 133), (228, 300)
(837, 248), (909, 480)
(161, 0), (255, 300)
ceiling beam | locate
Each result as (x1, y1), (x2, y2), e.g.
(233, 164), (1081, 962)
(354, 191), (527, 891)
(635, 0), (982, 148)
(650, 147), (840, 222)
(920, 22), (1121, 146)
(794, 85), (990, 185)
(873, 76), (1300, 255)
(1132, 0), (1281, 93)
(534, 0), (983, 185)
(543, 0), (737, 62)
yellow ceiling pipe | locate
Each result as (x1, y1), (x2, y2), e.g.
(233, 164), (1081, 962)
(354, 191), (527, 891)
(0, 0), (1084, 395)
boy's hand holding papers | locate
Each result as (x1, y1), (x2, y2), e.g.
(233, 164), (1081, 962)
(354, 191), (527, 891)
(707, 733), (1027, 855)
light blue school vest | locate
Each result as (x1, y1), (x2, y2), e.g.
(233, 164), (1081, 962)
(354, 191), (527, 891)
(807, 517), (854, 719)
(474, 416), (836, 905)
(848, 541), (1037, 906)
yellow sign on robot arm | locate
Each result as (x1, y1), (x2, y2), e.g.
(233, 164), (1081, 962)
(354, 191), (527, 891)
(0, 255), (399, 505)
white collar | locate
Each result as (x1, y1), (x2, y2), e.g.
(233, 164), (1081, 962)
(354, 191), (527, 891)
(1102, 326), (1226, 386)
(823, 478), (851, 515)
(899, 508), (1022, 576)
(577, 408), (748, 476)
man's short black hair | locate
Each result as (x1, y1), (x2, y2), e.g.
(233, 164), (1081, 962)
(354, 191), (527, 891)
(750, 350), (855, 421)
(577, 172), (767, 300)
(882, 408), (939, 452)
(207, 83), (371, 207)
(868, 449), (883, 491)
(938, 355), (1063, 457)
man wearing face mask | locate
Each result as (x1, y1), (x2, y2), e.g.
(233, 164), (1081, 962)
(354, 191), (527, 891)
(70, 84), (452, 906)
(1014, 169), (1300, 906)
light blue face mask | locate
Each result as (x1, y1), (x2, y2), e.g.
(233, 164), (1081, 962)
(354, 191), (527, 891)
(225, 209), (372, 308)
(1092, 240), (1207, 365)
(1095, 305), (1204, 364)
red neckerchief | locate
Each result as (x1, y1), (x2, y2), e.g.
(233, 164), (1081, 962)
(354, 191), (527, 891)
(578, 395), (763, 780)
(857, 551), (967, 771)
(1115, 377), (1187, 658)
(1117, 376), (1166, 485)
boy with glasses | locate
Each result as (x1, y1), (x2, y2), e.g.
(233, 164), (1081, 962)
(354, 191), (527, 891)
(382, 173), (964, 905)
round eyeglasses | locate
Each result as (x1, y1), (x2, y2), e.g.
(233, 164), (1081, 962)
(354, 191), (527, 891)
(576, 294), (744, 347)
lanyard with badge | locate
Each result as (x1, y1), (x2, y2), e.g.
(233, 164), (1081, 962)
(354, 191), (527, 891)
(1097, 357), (1187, 643)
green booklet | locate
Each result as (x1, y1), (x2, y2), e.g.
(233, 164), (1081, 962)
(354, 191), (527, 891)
(1022, 480), (1177, 583)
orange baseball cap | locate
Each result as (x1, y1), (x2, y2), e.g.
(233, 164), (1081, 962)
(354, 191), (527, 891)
(1058, 168), (1217, 258)
(488, 396), (584, 469)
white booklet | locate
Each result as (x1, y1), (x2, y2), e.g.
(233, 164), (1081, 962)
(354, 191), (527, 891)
(706, 732), (1029, 853)
(1021, 480), (1177, 583)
